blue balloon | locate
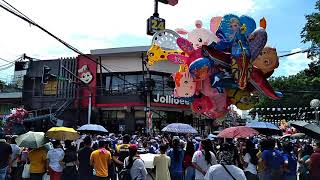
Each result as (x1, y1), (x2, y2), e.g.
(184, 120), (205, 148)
(239, 15), (257, 38)
(210, 71), (238, 93)
(189, 58), (214, 81)
(218, 14), (240, 42)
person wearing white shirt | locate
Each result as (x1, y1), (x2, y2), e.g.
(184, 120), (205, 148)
(192, 139), (217, 180)
(205, 143), (246, 180)
(47, 140), (65, 180)
(242, 140), (258, 180)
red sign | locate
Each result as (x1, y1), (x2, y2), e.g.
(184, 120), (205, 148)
(77, 55), (97, 107)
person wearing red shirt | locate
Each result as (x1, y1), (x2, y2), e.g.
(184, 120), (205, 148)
(307, 141), (320, 180)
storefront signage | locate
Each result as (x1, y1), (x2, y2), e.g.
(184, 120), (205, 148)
(78, 65), (93, 84)
(153, 93), (190, 105)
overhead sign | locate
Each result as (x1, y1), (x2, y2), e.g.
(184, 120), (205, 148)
(153, 93), (190, 105)
(147, 16), (165, 35)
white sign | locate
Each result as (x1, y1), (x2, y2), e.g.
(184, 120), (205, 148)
(153, 93), (190, 105)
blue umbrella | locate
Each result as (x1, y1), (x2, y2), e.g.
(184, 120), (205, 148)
(78, 124), (108, 133)
(162, 123), (197, 134)
(246, 122), (281, 135)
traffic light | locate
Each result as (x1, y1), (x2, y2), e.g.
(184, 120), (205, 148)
(41, 65), (51, 84)
(158, 0), (178, 6)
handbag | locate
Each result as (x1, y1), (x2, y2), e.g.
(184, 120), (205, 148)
(22, 163), (30, 178)
(42, 173), (50, 180)
(221, 164), (236, 180)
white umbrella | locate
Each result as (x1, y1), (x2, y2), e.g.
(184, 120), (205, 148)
(78, 124), (108, 133)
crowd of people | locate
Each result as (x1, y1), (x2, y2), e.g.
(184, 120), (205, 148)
(0, 132), (320, 180)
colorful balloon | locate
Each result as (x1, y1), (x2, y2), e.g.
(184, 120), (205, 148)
(189, 58), (213, 81)
(176, 20), (218, 49)
(191, 95), (214, 113)
(253, 46), (279, 74)
(226, 89), (255, 110)
(172, 71), (196, 97)
(147, 44), (184, 66)
(248, 28), (268, 60)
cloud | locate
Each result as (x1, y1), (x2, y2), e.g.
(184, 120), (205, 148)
(273, 48), (312, 76)
(0, 0), (258, 60)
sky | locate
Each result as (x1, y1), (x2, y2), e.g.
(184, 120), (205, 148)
(0, 0), (317, 82)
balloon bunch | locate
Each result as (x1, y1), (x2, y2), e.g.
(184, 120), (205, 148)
(147, 14), (282, 119)
(3, 108), (28, 134)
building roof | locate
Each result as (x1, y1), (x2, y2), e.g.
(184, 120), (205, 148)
(90, 46), (150, 57)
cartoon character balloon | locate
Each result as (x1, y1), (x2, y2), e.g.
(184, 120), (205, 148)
(172, 71), (196, 97)
(253, 46), (279, 75)
(176, 20), (218, 49)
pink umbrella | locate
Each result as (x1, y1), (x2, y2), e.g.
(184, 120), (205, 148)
(217, 126), (259, 138)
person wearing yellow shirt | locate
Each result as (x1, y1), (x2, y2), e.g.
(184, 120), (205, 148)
(90, 140), (111, 179)
(28, 147), (47, 180)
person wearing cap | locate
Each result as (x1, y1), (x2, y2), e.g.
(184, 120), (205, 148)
(205, 143), (246, 180)
(123, 144), (147, 180)
(0, 133), (12, 180)
(90, 139), (112, 179)
(168, 136), (184, 180)
(47, 140), (65, 180)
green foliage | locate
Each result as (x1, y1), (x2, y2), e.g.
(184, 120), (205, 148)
(256, 65), (320, 108)
(301, 0), (320, 60)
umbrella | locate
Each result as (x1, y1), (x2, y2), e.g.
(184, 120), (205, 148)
(161, 123), (197, 134)
(246, 122), (282, 135)
(77, 124), (108, 134)
(46, 127), (80, 140)
(217, 126), (259, 138)
(291, 121), (320, 139)
(290, 133), (305, 139)
(15, 131), (47, 148)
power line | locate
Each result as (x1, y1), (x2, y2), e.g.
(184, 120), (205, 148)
(0, 1), (139, 88)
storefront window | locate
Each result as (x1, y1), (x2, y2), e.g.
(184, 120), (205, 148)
(151, 75), (164, 95)
(111, 75), (124, 94)
(124, 75), (138, 94)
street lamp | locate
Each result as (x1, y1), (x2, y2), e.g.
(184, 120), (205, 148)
(310, 99), (320, 125)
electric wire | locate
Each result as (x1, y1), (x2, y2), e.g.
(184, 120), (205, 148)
(0, 1), (139, 88)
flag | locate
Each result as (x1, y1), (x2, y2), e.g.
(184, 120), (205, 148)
(147, 111), (153, 130)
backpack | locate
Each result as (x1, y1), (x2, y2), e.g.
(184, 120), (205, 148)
(119, 158), (137, 180)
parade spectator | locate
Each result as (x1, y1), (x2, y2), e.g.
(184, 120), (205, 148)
(192, 139), (217, 180)
(168, 136), (184, 180)
(153, 144), (171, 180)
(242, 140), (258, 180)
(257, 139), (267, 180)
(115, 134), (131, 168)
(306, 141), (320, 180)
(298, 144), (313, 180)
(78, 136), (93, 180)
(261, 138), (284, 180)
(0, 133), (12, 180)
(282, 142), (297, 180)
(90, 140), (112, 179)
(28, 147), (47, 180)
(184, 141), (195, 180)
(123, 144), (147, 180)
(9, 136), (21, 180)
(205, 143), (246, 180)
(47, 140), (65, 180)
(62, 140), (78, 180)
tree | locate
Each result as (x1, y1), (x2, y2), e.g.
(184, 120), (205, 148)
(301, 0), (320, 60)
